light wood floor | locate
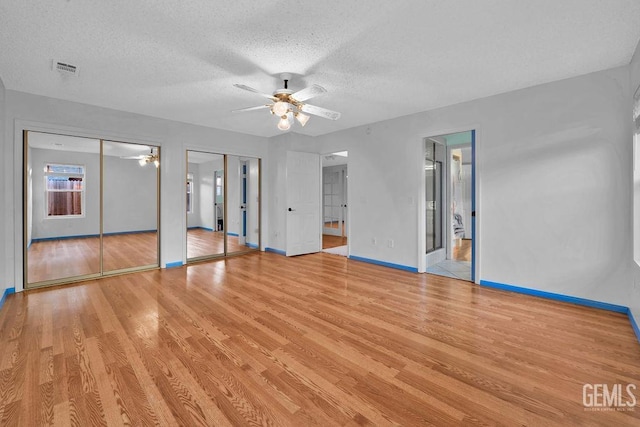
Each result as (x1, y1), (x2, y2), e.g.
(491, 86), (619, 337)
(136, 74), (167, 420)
(322, 234), (347, 249)
(452, 239), (471, 262)
(27, 233), (159, 284)
(2, 252), (639, 425)
(27, 230), (257, 284)
(187, 228), (254, 259)
(323, 222), (347, 249)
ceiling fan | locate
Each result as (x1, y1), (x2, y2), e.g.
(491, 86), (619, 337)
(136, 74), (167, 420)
(121, 147), (159, 167)
(233, 73), (341, 131)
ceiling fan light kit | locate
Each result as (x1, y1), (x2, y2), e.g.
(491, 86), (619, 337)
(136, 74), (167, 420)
(138, 155), (160, 168)
(277, 115), (291, 131)
(122, 147), (160, 168)
(233, 73), (341, 131)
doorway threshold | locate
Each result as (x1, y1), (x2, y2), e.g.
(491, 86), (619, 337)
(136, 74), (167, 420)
(322, 245), (348, 257)
(426, 259), (471, 281)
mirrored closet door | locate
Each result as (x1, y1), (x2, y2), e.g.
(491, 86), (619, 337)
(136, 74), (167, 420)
(186, 151), (225, 260)
(24, 131), (160, 288)
(25, 133), (101, 284)
(186, 150), (261, 262)
(102, 140), (159, 273)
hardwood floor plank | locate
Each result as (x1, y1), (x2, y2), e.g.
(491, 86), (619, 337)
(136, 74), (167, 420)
(85, 336), (129, 426)
(2, 252), (640, 425)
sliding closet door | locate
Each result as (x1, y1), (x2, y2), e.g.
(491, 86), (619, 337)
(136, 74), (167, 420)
(185, 151), (260, 262)
(24, 133), (161, 288)
(24, 132), (101, 287)
(186, 151), (225, 260)
(102, 141), (159, 273)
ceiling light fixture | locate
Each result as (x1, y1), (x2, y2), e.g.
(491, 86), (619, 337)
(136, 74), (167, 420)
(138, 153), (160, 168)
(272, 101), (289, 116)
(277, 115), (291, 131)
(295, 112), (310, 127)
(233, 73), (341, 132)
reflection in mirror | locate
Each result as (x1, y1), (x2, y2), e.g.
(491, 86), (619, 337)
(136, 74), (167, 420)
(187, 151), (226, 259)
(102, 141), (159, 272)
(25, 132), (101, 286)
(226, 155), (260, 255)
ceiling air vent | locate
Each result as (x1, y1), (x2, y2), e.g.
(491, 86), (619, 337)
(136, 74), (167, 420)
(52, 60), (79, 76)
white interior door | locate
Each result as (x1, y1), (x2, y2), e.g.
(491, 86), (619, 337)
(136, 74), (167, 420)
(342, 167), (348, 237)
(286, 151), (321, 256)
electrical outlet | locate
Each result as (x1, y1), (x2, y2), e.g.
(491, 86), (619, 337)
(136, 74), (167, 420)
(372, 237), (377, 245)
(388, 239), (394, 248)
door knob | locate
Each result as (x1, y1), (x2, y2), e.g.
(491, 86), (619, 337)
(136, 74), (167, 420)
(288, 208), (295, 212)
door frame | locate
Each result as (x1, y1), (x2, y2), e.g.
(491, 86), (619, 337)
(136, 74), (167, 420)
(419, 128), (478, 283)
(320, 151), (349, 255)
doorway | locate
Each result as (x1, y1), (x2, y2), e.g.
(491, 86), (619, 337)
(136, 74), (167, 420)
(424, 130), (475, 281)
(321, 151), (348, 256)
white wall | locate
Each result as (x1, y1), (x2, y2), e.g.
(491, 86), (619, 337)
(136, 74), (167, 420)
(630, 38), (640, 322)
(195, 158), (221, 231)
(308, 65), (635, 310)
(247, 158), (260, 247)
(26, 145), (32, 247)
(187, 162), (200, 228)
(103, 155), (158, 234)
(0, 75), (6, 293)
(6, 90), (267, 292)
(226, 156), (240, 236)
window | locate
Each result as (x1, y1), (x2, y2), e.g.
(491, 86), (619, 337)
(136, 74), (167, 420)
(186, 173), (194, 213)
(45, 163), (85, 217)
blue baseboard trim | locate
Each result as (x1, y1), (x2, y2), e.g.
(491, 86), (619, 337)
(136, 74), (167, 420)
(165, 261), (183, 268)
(247, 242), (259, 249)
(0, 287), (16, 311)
(103, 229), (158, 236)
(348, 255), (418, 273)
(32, 234), (100, 242)
(265, 247), (286, 256)
(479, 280), (629, 313)
(32, 230), (158, 242)
(227, 232), (239, 237)
(480, 279), (640, 345)
(187, 226), (215, 231)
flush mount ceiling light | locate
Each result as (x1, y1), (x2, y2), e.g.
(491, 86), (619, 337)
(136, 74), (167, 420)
(233, 73), (341, 131)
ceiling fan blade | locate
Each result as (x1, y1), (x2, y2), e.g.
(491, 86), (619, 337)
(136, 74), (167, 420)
(233, 84), (277, 101)
(291, 84), (327, 102)
(120, 155), (146, 160)
(232, 104), (272, 113)
(300, 104), (341, 120)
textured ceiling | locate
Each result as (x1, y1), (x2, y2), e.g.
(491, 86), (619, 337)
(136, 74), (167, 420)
(1, 1), (640, 138)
